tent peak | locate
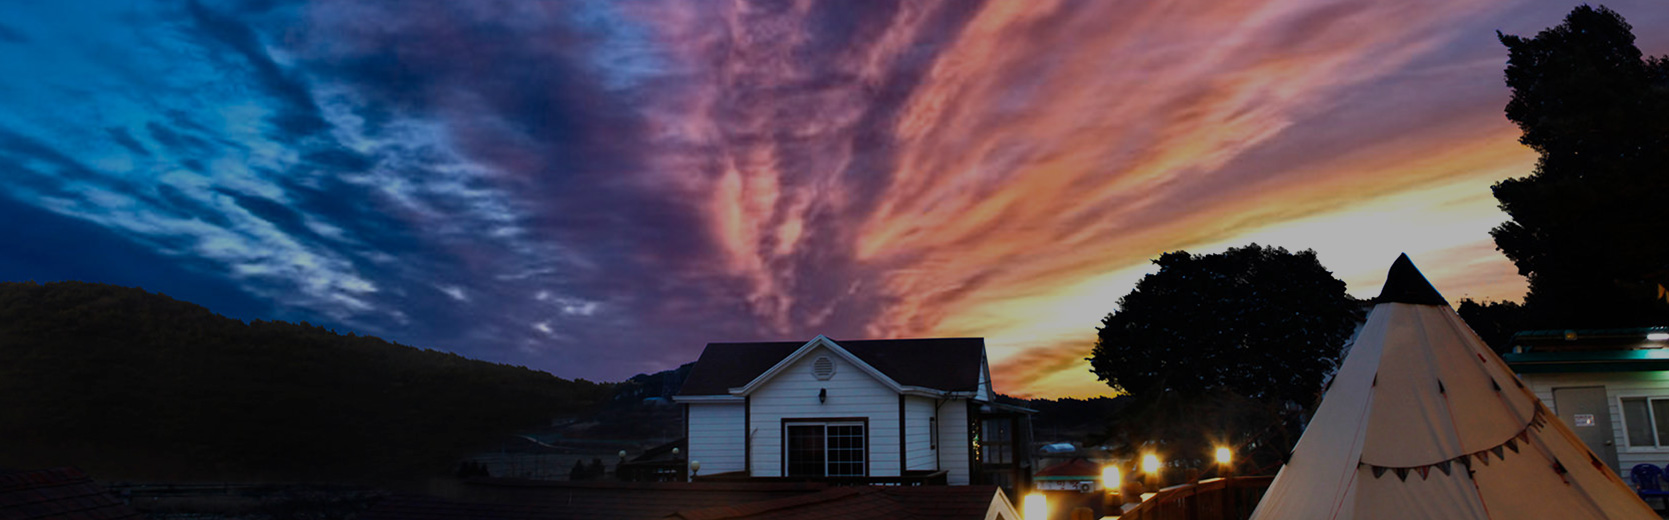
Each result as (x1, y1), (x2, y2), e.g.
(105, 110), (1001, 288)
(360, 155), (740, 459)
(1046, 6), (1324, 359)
(1374, 253), (1447, 305)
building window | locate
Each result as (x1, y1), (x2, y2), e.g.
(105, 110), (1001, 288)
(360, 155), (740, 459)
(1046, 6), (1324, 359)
(1621, 397), (1669, 447)
(785, 421), (866, 476)
(982, 418), (1012, 464)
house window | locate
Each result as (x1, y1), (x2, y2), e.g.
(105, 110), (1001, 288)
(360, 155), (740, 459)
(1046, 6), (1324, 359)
(1620, 397), (1669, 447)
(982, 418), (1012, 464)
(785, 421), (866, 476)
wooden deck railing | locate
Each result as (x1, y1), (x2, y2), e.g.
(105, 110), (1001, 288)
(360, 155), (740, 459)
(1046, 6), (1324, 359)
(1119, 476), (1275, 520)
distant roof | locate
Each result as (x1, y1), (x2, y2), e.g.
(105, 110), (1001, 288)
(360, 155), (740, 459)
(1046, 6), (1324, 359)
(677, 338), (986, 396)
(1503, 348), (1669, 373)
(0, 467), (142, 520)
(667, 485), (1007, 520)
(1034, 458), (1101, 479)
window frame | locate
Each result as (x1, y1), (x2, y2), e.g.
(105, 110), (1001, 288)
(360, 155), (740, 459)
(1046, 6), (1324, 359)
(781, 418), (869, 477)
(1617, 395), (1669, 450)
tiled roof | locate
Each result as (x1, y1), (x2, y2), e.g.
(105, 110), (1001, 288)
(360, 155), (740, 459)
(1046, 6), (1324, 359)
(0, 467), (142, 520)
(1034, 458), (1101, 478)
(666, 485), (1007, 520)
(678, 338), (985, 396)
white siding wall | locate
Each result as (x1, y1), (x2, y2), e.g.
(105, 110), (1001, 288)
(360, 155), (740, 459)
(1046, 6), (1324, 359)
(1521, 371), (1669, 478)
(938, 398), (972, 485)
(905, 396), (936, 471)
(687, 402), (747, 477)
(749, 346), (902, 477)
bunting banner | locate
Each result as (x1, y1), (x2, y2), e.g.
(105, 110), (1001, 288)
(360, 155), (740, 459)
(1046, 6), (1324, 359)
(1362, 406), (1548, 479)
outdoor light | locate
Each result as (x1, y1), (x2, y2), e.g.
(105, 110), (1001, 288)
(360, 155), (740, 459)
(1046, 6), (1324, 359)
(1141, 453), (1161, 474)
(1215, 447), (1232, 465)
(1022, 492), (1048, 520)
(819, 388), (827, 403)
(672, 447), (680, 456)
(1648, 332), (1669, 341)
(618, 450), (627, 459)
(690, 460), (701, 477)
(1101, 465), (1120, 489)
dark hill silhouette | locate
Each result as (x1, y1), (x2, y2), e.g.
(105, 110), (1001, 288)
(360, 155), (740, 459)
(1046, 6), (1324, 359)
(0, 281), (612, 485)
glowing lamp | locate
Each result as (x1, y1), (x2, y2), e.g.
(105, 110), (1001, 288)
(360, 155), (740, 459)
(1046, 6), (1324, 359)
(1648, 332), (1669, 341)
(1101, 465), (1121, 489)
(1215, 447), (1232, 465)
(1141, 453), (1161, 474)
(1022, 492), (1048, 520)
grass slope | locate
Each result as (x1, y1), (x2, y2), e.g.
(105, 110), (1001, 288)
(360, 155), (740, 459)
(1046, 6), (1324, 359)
(0, 281), (612, 484)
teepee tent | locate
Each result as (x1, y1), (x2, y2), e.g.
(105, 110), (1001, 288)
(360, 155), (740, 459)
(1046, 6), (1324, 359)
(1250, 254), (1656, 520)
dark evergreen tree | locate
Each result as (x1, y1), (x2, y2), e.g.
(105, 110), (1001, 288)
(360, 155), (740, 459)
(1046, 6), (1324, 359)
(1490, 5), (1669, 328)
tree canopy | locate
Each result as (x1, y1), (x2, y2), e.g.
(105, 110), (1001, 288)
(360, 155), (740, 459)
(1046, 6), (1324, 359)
(1487, 5), (1669, 330)
(1088, 245), (1360, 404)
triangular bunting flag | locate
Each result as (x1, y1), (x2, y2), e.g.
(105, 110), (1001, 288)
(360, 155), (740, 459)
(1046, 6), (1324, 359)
(1591, 453), (1607, 471)
(1416, 466), (1431, 480)
(1518, 430), (1530, 443)
(1395, 468), (1410, 481)
(1492, 379), (1502, 391)
(1456, 456), (1471, 470)
(1492, 446), (1506, 459)
(1372, 466), (1388, 479)
(1477, 452), (1491, 466)
(1438, 380), (1446, 394)
(1506, 439), (1520, 453)
(1436, 460), (1452, 476)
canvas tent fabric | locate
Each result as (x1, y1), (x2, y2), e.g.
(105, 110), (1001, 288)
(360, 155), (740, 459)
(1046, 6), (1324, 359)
(1250, 254), (1656, 520)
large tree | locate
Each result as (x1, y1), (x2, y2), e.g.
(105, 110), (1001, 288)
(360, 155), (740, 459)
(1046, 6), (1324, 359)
(1086, 245), (1360, 467)
(1089, 245), (1359, 403)
(1489, 5), (1669, 329)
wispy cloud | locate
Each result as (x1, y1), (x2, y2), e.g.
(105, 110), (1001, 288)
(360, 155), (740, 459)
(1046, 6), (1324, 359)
(2, 0), (1666, 395)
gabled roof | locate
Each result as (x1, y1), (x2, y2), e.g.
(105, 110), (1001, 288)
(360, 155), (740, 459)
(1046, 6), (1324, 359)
(677, 337), (986, 397)
(0, 467), (142, 520)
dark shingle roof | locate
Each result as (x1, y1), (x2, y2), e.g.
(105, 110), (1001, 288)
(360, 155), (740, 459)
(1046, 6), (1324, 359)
(666, 485), (1006, 520)
(359, 480), (830, 520)
(0, 467), (142, 520)
(677, 338), (986, 396)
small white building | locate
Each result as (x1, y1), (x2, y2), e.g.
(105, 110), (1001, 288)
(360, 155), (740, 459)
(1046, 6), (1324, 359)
(673, 336), (1032, 488)
(1503, 327), (1669, 477)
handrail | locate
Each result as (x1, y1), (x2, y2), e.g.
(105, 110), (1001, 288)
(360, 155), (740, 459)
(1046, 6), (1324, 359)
(1119, 476), (1274, 520)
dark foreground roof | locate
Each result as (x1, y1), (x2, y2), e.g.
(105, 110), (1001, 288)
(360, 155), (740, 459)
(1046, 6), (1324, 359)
(0, 467), (142, 520)
(668, 485), (1005, 520)
(678, 338), (985, 396)
(360, 480), (830, 520)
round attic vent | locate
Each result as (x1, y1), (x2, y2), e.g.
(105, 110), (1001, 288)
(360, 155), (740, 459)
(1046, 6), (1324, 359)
(812, 356), (835, 380)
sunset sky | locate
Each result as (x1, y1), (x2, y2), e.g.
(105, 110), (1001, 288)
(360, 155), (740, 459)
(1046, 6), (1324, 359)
(2, 1), (1666, 398)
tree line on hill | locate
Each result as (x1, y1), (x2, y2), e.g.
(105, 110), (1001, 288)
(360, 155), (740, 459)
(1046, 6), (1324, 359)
(0, 280), (613, 485)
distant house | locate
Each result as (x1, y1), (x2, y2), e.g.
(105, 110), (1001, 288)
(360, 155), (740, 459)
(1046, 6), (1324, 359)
(1502, 327), (1669, 476)
(673, 336), (1032, 489)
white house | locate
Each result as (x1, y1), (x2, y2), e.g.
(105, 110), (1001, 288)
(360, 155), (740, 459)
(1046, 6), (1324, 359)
(1503, 327), (1669, 477)
(673, 336), (1032, 488)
